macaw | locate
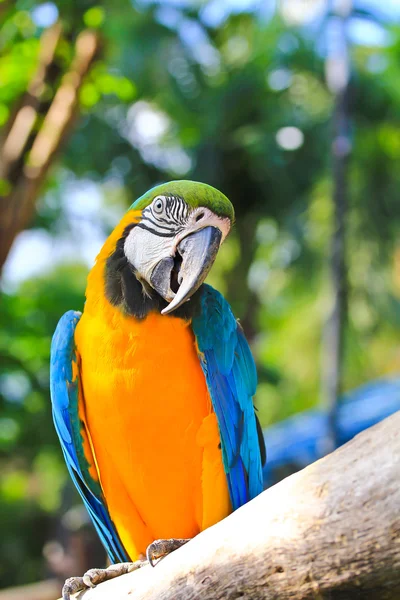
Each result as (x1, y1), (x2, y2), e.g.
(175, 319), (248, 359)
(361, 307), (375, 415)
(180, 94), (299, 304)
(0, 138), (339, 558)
(50, 180), (266, 598)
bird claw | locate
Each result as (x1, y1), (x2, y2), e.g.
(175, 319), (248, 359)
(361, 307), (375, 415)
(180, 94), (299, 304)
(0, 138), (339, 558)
(62, 576), (85, 600)
(146, 538), (190, 567)
(62, 561), (145, 599)
(61, 540), (190, 598)
(82, 569), (103, 588)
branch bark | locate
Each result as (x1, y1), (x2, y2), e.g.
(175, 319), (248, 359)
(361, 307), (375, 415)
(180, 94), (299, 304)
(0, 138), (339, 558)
(65, 411), (400, 600)
(0, 25), (101, 271)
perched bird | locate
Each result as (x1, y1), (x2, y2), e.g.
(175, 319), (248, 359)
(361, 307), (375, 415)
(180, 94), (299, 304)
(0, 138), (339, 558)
(50, 180), (266, 597)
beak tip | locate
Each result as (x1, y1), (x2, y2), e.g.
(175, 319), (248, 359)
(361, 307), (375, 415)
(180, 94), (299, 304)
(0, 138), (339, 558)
(161, 296), (190, 316)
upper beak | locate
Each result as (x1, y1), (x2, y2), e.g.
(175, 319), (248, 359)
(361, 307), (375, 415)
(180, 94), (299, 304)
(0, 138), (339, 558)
(150, 226), (222, 315)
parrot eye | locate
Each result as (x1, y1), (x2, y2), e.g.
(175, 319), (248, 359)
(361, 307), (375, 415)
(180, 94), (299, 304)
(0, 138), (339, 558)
(152, 196), (165, 215)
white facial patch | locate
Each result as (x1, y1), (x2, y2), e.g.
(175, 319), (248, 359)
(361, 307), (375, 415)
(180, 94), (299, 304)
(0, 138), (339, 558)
(124, 226), (175, 284)
(123, 197), (231, 287)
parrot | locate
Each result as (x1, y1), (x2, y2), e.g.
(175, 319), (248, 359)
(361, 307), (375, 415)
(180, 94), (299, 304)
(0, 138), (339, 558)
(50, 180), (266, 598)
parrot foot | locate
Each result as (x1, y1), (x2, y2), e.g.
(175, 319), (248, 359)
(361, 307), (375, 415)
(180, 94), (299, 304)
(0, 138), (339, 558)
(146, 538), (190, 567)
(62, 560), (146, 600)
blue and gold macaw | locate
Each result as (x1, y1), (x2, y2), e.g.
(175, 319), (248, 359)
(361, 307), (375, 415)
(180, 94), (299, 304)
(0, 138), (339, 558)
(50, 180), (266, 597)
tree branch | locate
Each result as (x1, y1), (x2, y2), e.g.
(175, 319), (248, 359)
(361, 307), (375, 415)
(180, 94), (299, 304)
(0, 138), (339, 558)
(65, 411), (400, 600)
(0, 26), (101, 271)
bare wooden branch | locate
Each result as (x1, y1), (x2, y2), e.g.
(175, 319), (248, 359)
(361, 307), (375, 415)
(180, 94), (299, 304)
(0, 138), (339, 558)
(67, 411), (400, 600)
(0, 27), (101, 271)
(0, 23), (63, 177)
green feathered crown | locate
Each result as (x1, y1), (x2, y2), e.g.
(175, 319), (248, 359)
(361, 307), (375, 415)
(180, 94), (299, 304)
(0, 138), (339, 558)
(131, 180), (235, 222)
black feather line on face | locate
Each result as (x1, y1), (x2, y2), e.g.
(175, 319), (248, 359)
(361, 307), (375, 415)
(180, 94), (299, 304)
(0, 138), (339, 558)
(104, 223), (201, 320)
(135, 223), (176, 238)
(139, 216), (177, 232)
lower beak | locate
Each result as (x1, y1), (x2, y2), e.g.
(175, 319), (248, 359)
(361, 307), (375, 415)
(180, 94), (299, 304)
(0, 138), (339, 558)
(150, 226), (222, 315)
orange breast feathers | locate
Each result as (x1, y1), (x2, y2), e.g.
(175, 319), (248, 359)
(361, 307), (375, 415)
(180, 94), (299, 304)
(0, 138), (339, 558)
(74, 209), (232, 560)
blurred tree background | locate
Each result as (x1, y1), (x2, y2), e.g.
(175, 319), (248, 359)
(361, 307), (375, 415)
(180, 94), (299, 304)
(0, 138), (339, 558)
(1, 0), (400, 592)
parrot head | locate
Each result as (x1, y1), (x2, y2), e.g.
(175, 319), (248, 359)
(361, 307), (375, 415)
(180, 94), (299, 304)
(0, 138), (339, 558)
(106, 180), (234, 317)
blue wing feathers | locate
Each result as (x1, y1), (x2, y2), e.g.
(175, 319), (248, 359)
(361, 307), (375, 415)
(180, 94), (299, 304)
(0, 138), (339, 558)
(236, 329), (257, 397)
(226, 457), (248, 509)
(192, 285), (263, 511)
(50, 310), (128, 564)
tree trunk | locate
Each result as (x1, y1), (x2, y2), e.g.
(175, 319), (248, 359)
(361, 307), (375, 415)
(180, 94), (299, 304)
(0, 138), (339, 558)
(67, 411), (400, 599)
(321, 0), (352, 452)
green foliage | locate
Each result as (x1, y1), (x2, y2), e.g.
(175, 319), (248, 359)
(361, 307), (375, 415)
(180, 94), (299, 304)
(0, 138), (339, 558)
(1, 0), (400, 589)
(0, 264), (87, 586)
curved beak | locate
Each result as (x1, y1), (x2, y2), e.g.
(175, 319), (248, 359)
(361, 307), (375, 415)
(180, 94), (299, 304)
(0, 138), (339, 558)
(150, 226), (222, 315)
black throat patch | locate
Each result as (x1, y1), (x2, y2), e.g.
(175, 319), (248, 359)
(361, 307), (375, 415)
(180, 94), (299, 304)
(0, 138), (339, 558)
(104, 224), (200, 320)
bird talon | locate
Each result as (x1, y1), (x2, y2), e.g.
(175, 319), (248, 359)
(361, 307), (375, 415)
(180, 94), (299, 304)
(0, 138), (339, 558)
(61, 561), (145, 599)
(146, 538), (190, 567)
(82, 573), (96, 588)
(62, 576), (85, 600)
